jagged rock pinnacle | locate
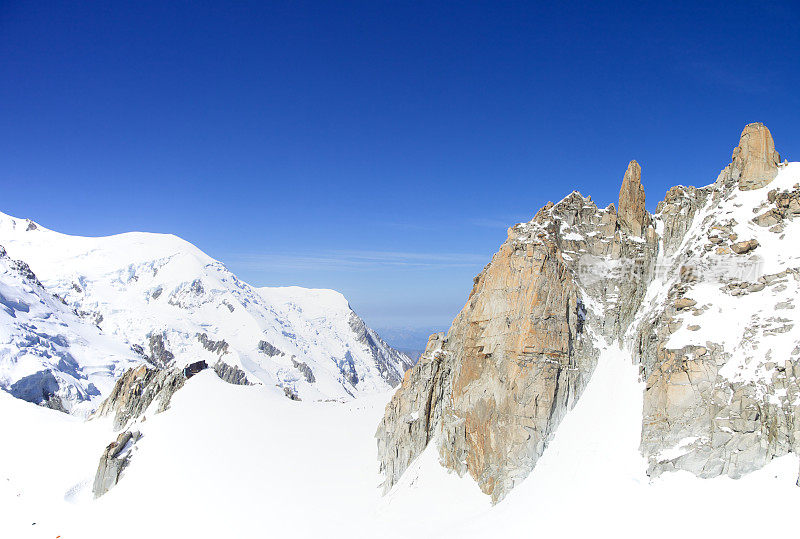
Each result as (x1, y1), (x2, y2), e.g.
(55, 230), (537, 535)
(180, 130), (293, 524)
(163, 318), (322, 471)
(617, 160), (648, 236)
(733, 122), (781, 191)
(377, 122), (800, 506)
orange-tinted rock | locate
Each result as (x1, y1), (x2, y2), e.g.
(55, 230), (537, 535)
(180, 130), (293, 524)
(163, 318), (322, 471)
(732, 122), (780, 191)
(618, 160), (649, 236)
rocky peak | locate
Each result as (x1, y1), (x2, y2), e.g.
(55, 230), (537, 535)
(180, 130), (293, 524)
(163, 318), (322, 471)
(617, 159), (648, 236)
(377, 155), (665, 502)
(377, 123), (800, 504)
(732, 122), (781, 191)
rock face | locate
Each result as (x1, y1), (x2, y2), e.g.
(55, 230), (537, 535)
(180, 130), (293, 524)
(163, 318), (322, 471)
(378, 169), (659, 502)
(655, 185), (712, 256)
(732, 122), (781, 191)
(291, 358), (316, 383)
(92, 430), (141, 497)
(439, 237), (593, 502)
(147, 333), (175, 368)
(348, 312), (415, 387)
(377, 332), (452, 494)
(378, 122), (800, 502)
(618, 160), (649, 236)
(258, 340), (283, 357)
(634, 145), (798, 481)
(197, 333), (229, 355)
(213, 361), (252, 385)
(94, 362), (207, 430)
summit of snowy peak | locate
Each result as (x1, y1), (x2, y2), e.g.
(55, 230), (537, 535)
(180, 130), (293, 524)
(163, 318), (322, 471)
(0, 211), (44, 235)
(0, 211), (215, 272)
(258, 286), (352, 316)
(0, 211), (412, 410)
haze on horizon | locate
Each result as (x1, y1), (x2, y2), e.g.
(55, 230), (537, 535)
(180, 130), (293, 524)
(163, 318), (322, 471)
(2, 1), (799, 349)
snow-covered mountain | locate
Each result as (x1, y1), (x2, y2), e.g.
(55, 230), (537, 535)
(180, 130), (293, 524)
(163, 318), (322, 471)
(0, 246), (139, 416)
(0, 212), (412, 412)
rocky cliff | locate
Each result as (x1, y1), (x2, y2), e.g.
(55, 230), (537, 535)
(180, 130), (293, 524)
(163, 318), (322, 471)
(635, 124), (798, 480)
(377, 122), (799, 502)
(94, 363), (205, 431)
(618, 160), (650, 236)
(732, 122), (781, 190)
(378, 154), (658, 502)
(92, 430), (141, 497)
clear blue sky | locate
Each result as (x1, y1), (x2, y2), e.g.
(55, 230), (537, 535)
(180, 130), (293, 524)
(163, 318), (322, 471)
(2, 1), (798, 348)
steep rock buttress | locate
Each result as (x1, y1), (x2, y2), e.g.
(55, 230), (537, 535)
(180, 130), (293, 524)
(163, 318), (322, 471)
(377, 122), (800, 502)
(377, 157), (658, 502)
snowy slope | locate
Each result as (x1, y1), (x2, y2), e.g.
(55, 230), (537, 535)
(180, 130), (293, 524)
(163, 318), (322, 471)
(0, 246), (139, 415)
(0, 211), (412, 407)
(2, 347), (797, 539)
(441, 345), (800, 538)
(628, 162), (800, 468)
(656, 163), (800, 384)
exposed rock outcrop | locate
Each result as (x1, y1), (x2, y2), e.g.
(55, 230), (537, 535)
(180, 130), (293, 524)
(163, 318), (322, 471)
(377, 332), (451, 494)
(618, 160), (650, 236)
(92, 430), (141, 497)
(147, 333), (175, 368)
(348, 312), (414, 387)
(197, 333), (229, 355)
(283, 386), (301, 401)
(213, 361), (252, 385)
(258, 340), (283, 357)
(94, 361), (207, 430)
(634, 145), (798, 482)
(655, 185), (712, 256)
(291, 358), (316, 383)
(732, 122), (781, 191)
(730, 239), (759, 254)
(752, 185), (800, 228)
(378, 164), (661, 502)
(378, 122), (800, 502)
(335, 351), (360, 387)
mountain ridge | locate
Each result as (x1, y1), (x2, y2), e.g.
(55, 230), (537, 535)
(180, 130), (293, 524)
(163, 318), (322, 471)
(0, 210), (413, 413)
(377, 122), (800, 502)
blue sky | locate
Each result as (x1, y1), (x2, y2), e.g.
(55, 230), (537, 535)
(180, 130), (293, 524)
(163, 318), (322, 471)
(1, 1), (798, 348)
